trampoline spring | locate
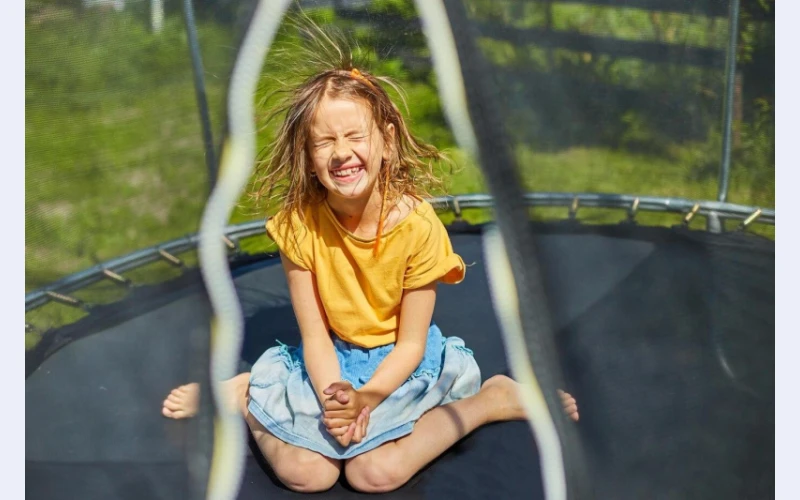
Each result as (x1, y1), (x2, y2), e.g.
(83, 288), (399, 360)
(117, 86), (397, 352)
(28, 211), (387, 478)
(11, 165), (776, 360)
(452, 197), (463, 220)
(738, 208), (762, 230)
(102, 268), (131, 287)
(222, 235), (236, 250)
(158, 249), (184, 268)
(627, 197), (640, 222)
(45, 291), (85, 309)
(683, 203), (701, 226)
(569, 196), (580, 219)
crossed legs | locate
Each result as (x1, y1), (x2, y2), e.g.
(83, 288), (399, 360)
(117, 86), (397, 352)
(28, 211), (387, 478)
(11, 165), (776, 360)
(162, 374), (571, 493)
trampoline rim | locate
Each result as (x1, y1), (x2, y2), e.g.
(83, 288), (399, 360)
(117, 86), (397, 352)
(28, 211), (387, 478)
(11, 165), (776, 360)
(25, 191), (774, 313)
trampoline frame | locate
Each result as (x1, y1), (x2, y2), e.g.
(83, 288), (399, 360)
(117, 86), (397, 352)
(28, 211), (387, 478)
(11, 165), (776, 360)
(25, 192), (773, 317)
(26, 0), (773, 318)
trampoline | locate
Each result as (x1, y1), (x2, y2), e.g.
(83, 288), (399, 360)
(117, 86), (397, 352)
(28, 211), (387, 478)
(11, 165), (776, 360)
(25, 1), (775, 499)
(26, 220), (775, 499)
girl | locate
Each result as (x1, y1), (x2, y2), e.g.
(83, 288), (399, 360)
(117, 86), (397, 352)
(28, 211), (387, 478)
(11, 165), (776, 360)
(163, 42), (578, 494)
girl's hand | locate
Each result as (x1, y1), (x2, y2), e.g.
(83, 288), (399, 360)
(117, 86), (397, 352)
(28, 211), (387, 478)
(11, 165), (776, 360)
(324, 408), (371, 447)
(350, 406), (370, 444)
(321, 381), (367, 426)
(321, 381), (372, 446)
(327, 406), (370, 446)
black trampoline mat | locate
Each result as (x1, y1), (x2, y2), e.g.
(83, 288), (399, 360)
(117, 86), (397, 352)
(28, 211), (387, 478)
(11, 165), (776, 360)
(26, 225), (775, 499)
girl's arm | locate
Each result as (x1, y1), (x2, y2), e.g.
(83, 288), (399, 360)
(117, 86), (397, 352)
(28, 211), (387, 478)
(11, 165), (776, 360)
(280, 253), (342, 405)
(357, 281), (437, 410)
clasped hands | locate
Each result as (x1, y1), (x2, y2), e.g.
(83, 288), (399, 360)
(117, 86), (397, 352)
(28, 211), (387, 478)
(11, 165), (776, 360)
(321, 381), (377, 447)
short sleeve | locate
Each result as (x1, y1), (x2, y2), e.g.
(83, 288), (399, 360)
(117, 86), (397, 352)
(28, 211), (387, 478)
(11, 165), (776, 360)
(403, 211), (466, 290)
(265, 209), (315, 271)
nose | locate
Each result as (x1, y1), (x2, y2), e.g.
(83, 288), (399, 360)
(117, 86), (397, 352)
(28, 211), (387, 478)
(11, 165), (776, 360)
(331, 139), (352, 163)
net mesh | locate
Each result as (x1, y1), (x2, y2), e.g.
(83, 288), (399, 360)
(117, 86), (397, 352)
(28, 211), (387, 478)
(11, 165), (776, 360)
(25, 0), (774, 498)
(25, 0), (774, 297)
(460, 1), (772, 227)
(25, 0), (255, 334)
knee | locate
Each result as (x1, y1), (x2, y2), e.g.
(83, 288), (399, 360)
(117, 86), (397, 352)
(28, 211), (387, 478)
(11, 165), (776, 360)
(272, 449), (340, 493)
(345, 452), (408, 493)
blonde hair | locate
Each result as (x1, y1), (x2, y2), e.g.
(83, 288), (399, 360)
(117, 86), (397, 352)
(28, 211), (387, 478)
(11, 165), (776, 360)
(250, 16), (449, 248)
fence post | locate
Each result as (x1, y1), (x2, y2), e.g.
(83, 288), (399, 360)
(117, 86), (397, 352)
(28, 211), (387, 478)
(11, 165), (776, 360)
(151, 0), (163, 33)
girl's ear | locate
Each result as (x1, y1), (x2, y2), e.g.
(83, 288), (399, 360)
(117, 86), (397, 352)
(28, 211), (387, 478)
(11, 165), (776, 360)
(382, 123), (396, 161)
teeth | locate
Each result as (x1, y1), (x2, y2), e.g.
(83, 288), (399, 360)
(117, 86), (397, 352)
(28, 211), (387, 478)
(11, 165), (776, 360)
(332, 167), (361, 178)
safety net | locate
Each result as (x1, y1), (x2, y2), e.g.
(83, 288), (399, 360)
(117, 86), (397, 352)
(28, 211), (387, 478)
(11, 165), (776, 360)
(25, 1), (774, 499)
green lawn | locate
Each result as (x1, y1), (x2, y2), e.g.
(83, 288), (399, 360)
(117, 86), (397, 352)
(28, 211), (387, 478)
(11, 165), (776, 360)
(25, 7), (774, 340)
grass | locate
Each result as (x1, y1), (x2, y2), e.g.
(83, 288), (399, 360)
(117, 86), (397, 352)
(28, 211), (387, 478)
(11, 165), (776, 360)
(25, 6), (775, 342)
(26, 9), (232, 289)
(432, 144), (774, 238)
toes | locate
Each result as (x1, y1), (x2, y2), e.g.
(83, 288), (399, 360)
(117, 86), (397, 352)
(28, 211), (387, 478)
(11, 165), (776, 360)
(163, 398), (183, 411)
(163, 384), (200, 420)
(162, 406), (189, 419)
(557, 389), (579, 422)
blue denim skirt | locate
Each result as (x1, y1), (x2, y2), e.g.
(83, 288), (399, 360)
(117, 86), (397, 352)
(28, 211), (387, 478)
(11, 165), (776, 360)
(247, 323), (481, 459)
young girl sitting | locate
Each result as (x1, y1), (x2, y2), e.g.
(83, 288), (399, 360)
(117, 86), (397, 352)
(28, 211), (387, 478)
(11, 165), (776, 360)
(162, 42), (578, 494)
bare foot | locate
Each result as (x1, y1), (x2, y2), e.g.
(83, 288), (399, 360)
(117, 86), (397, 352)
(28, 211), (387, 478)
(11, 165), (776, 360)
(480, 374), (527, 422)
(161, 373), (251, 420)
(162, 383), (200, 419)
(221, 373), (251, 415)
(558, 389), (580, 422)
(480, 375), (580, 423)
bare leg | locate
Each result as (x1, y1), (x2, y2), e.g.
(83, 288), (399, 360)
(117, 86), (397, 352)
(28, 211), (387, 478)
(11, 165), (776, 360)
(161, 375), (342, 493)
(345, 374), (529, 493)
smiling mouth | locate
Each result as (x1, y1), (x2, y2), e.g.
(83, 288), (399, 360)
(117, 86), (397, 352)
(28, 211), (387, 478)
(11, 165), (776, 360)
(330, 166), (364, 181)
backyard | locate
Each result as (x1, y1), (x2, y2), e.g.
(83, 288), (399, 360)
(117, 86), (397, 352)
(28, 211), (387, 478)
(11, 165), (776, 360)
(25, 0), (774, 341)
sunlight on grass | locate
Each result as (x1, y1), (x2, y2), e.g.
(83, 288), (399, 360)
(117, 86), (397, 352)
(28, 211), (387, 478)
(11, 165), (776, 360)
(25, 4), (774, 345)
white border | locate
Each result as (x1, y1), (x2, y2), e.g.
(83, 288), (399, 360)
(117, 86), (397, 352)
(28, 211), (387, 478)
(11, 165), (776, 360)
(10, 0), (24, 497)
(17, 2), (788, 499)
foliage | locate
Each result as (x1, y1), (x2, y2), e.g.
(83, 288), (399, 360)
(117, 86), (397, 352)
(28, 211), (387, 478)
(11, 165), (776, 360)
(25, 0), (774, 338)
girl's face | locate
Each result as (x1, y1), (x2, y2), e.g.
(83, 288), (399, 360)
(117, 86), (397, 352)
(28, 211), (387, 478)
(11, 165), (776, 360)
(308, 96), (393, 204)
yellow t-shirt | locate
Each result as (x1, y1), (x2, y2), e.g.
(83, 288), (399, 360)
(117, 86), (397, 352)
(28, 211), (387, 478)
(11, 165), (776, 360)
(265, 199), (466, 348)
